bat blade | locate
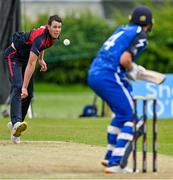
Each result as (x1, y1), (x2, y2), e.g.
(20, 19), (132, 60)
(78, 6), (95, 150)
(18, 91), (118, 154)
(137, 70), (166, 84)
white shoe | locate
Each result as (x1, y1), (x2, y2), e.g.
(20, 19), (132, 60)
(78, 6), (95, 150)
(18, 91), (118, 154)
(7, 122), (20, 144)
(11, 135), (21, 144)
(123, 166), (133, 173)
(12, 121), (27, 137)
(105, 165), (133, 174)
(101, 160), (109, 167)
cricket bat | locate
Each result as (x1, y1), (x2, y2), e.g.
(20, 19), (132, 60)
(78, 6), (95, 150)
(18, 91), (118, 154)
(137, 69), (166, 84)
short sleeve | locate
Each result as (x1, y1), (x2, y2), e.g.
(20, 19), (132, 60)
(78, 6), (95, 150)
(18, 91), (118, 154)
(127, 31), (148, 59)
(30, 37), (44, 56)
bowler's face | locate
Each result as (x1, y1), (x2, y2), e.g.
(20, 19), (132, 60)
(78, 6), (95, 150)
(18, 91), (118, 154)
(48, 20), (62, 39)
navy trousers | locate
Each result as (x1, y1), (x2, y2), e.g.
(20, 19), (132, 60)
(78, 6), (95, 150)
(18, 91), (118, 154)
(4, 46), (33, 125)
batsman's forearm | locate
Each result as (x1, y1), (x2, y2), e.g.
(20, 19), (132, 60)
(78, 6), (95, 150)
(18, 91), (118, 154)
(22, 63), (35, 89)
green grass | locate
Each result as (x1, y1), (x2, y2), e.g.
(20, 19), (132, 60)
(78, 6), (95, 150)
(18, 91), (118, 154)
(0, 117), (173, 156)
(34, 83), (91, 93)
(33, 92), (94, 119)
(33, 83), (103, 119)
(0, 118), (107, 144)
(0, 84), (173, 157)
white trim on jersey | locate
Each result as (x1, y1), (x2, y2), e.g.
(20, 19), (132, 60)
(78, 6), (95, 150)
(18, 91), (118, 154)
(136, 39), (147, 48)
(114, 73), (134, 111)
(136, 26), (142, 33)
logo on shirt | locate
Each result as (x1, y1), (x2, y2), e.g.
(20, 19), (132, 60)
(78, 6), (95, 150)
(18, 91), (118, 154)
(136, 39), (147, 48)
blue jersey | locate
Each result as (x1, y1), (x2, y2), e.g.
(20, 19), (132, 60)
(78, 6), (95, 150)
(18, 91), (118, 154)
(89, 24), (148, 77)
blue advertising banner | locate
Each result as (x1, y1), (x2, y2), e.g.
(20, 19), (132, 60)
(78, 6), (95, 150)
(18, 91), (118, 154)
(132, 74), (173, 119)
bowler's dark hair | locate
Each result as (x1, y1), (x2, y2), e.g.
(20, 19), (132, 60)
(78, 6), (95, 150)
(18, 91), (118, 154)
(48, 15), (62, 25)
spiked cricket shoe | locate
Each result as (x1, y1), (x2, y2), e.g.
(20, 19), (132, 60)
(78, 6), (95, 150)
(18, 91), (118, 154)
(12, 121), (27, 137)
(101, 160), (109, 167)
(105, 165), (133, 174)
(7, 122), (20, 144)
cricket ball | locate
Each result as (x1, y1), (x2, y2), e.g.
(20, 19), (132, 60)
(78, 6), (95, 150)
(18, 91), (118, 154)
(63, 39), (70, 46)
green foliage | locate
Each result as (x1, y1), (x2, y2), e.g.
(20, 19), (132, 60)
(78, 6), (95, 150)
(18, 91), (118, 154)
(22, 12), (112, 84)
(146, 2), (173, 73)
(22, 2), (173, 84)
(22, 14), (49, 31)
(36, 58), (92, 84)
(34, 83), (90, 93)
(112, 1), (173, 73)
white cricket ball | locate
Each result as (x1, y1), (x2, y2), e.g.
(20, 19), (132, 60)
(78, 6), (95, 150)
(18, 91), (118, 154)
(63, 39), (70, 46)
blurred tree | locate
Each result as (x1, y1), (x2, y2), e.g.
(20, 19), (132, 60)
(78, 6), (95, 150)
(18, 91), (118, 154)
(21, 2), (173, 84)
(112, 1), (173, 73)
(25, 12), (113, 84)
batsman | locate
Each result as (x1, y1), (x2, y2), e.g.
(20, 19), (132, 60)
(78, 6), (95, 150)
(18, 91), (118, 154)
(88, 6), (154, 173)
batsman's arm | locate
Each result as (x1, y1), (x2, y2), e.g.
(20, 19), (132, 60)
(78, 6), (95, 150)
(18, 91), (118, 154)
(21, 52), (38, 99)
(120, 51), (141, 80)
(120, 51), (133, 70)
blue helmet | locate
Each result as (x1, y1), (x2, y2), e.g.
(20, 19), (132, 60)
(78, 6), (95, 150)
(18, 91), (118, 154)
(129, 6), (154, 26)
(80, 105), (97, 117)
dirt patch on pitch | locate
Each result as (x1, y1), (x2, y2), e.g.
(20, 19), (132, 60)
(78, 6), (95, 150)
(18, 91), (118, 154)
(0, 141), (173, 179)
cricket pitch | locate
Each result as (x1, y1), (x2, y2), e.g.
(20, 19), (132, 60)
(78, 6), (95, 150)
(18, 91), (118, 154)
(0, 141), (172, 179)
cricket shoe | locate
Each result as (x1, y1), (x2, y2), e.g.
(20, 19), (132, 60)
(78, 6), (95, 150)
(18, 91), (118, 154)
(101, 159), (109, 167)
(7, 122), (20, 144)
(104, 165), (133, 174)
(12, 121), (27, 137)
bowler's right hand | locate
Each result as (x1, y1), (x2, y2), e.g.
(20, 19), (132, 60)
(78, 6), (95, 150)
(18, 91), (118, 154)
(21, 87), (28, 99)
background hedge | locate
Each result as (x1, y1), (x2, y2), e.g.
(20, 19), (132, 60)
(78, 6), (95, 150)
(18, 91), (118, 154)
(22, 2), (173, 84)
